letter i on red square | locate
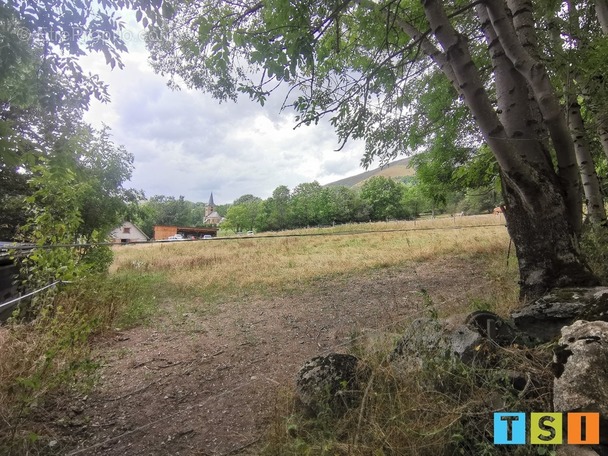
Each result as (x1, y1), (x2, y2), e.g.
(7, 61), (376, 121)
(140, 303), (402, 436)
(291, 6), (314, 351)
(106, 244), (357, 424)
(567, 413), (600, 445)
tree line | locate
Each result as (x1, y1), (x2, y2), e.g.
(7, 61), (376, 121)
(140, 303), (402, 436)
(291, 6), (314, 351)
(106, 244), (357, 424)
(133, 167), (501, 236)
(221, 175), (495, 233)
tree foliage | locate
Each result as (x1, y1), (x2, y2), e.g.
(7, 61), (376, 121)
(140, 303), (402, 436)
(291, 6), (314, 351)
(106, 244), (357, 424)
(1, 0), (155, 289)
(223, 195), (263, 232)
(360, 176), (405, 221)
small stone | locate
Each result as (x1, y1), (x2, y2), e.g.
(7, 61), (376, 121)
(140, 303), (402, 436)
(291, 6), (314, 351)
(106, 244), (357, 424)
(295, 353), (369, 416)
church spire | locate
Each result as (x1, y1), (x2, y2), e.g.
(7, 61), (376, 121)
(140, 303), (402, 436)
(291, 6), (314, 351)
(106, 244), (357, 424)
(205, 192), (215, 218)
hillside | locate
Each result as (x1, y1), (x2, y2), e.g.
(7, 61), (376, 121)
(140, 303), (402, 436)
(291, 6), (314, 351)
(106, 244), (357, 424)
(324, 157), (415, 188)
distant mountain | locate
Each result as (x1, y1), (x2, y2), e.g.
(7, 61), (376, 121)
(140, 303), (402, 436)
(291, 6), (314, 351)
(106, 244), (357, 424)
(324, 157), (415, 188)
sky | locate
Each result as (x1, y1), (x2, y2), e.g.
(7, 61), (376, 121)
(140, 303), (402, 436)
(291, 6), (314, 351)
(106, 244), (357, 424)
(81, 17), (373, 206)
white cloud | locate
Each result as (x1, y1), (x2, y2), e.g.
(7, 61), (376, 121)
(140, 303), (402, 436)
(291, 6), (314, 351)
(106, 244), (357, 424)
(81, 21), (372, 205)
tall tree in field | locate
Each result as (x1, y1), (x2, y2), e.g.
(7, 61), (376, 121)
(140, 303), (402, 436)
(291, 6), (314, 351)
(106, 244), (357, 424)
(147, 0), (608, 299)
(290, 181), (325, 227)
(360, 176), (405, 221)
(263, 185), (292, 230)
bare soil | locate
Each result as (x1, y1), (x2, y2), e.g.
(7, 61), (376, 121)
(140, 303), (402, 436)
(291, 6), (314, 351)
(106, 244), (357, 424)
(45, 256), (496, 455)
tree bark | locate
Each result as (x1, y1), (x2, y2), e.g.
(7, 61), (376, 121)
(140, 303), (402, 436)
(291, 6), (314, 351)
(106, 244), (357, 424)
(590, 0), (608, 160)
(505, 0), (546, 139)
(421, 0), (598, 300)
(563, 0), (608, 223)
(568, 100), (607, 224)
(485, 0), (583, 236)
(596, 0), (608, 34)
(476, 2), (546, 163)
(500, 170), (598, 301)
(597, 115), (608, 161)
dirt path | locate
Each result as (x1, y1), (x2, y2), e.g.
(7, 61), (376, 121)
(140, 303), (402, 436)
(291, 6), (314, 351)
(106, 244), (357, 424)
(52, 257), (493, 455)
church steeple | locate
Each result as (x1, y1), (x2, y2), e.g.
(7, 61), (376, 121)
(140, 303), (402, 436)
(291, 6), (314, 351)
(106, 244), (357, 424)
(205, 193), (215, 218)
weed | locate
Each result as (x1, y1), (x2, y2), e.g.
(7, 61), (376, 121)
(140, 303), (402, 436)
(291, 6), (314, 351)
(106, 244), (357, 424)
(420, 288), (439, 320)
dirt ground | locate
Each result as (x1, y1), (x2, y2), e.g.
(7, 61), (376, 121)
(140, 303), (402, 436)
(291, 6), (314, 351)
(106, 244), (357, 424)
(47, 256), (496, 456)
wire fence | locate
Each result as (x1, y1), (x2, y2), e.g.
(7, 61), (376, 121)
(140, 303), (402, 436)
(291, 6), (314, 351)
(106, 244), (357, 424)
(0, 220), (508, 315)
(0, 280), (65, 313)
(1, 219), (507, 254)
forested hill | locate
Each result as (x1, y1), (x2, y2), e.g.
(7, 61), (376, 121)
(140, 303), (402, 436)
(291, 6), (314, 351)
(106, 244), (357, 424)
(324, 158), (414, 188)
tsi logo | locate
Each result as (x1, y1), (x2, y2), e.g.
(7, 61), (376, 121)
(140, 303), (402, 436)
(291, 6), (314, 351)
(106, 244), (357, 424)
(494, 412), (600, 445)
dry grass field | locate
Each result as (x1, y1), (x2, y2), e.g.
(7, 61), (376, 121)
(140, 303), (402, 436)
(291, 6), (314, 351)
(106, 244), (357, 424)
(112, 215), (511, 302)
(1, 214), (523, 455)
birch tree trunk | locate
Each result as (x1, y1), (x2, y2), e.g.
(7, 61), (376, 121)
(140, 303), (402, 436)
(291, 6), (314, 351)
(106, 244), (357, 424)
(596, 0), (608, 34)
(592, 0), (608, 159)
(568, 101), (607, 224)
(485, 0), (583, 235)
(598, 116), (608, 161)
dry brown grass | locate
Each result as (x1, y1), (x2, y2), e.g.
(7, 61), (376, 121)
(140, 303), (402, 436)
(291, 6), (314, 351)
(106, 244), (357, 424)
(262, 311), (554, 456)
(112, 215), (510, 299)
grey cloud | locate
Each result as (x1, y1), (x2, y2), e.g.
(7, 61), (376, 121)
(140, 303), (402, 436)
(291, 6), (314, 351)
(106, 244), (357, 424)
(82, 48), (367, 205)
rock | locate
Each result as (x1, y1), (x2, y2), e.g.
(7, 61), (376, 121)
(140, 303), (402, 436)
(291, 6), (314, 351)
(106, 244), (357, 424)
(390, 317), (494, 366)
(450, 324), (487, 364)
(512, 287), (608, 343)
(295, 353), (368, 415)
(556, 446), (601, 456)
(390, 318), (449, 363)
(553, 320), (608, 452)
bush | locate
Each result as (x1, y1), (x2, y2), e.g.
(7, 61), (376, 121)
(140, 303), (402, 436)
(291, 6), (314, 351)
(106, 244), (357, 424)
(79, 245), (114, 274)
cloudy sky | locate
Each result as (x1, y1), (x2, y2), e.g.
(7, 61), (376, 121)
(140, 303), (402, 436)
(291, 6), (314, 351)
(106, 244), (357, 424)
(81, 17), (373, 206)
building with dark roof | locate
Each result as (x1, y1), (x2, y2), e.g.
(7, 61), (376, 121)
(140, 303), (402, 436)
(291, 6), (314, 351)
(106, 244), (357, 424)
(203, 192), (223, 225)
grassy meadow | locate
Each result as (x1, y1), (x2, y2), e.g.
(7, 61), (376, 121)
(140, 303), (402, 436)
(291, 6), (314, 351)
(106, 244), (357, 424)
(112, 214), (513, 303)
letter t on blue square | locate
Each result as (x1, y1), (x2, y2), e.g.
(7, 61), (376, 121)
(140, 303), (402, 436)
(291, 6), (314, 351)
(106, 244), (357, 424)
(494, 412), (526, 444)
